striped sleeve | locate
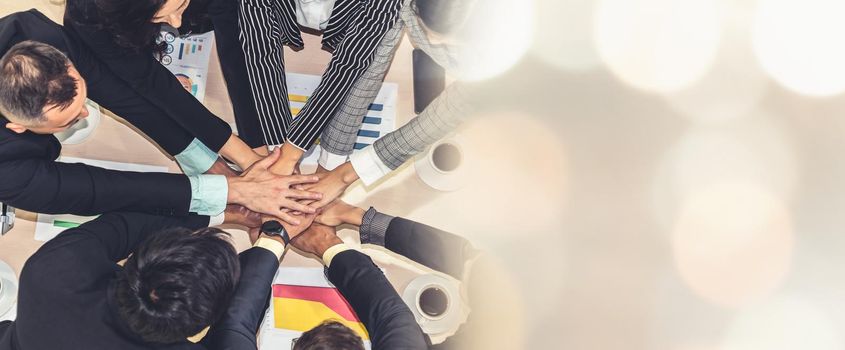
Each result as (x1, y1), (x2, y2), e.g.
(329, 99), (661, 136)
(320, 0), (361, 51)
(319, 19), (405, 159)
(285, 0), (405, 151)
(238, 0), (299, 146)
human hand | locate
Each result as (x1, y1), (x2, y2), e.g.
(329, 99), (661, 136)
(219, 133), (264, 170)
(222, 204), (263, 245)
(269, 142), (305, 175)
(314, 164), (330, 175)
(204, 158), (241, 177)
(315, 200), (365, 227)
(223, 204), (263, 228)
(227, 148), (323, 225)
(290, 223), (344, 257)
(281, 210), (318, 239)
(301, 162), (360, 208)
(258, 211), (318, 246)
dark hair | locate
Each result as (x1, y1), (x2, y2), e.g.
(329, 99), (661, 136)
(114, 227), (240, 344)
(293, 320), (365, 350)
(414, 0), (472, 36)
(65, 0), (212, 55)
(0, 41), (76, 123)
(64, 0), (166, 54)
(292, 321), (365, 350)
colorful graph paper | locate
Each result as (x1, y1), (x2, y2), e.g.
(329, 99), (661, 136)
(272, 284), (369, 340)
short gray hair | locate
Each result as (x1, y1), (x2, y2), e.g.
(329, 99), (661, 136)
(0, 41), (77, 124)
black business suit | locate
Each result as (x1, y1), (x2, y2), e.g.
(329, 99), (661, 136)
(0, 212), (212, 350)
(64, 0), (264, 148)
(0, 212), (281, 350)
(325, 250), (429, 349)
(206, 248), (428, 350)
(382, 217), (477, 281)
(0, 10), (208, 216)
(202, 246), (279, 349)
(379, 217), (479, 350)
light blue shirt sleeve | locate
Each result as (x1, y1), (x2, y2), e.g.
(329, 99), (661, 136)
(187, 175), (228, 216)
(175, 138), (219, 176)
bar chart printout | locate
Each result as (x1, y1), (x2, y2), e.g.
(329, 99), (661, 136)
(285, 73), (398, 166)
(157, 31), (215, 101)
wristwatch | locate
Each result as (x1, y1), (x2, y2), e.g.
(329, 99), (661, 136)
(261, 220), (291, 246)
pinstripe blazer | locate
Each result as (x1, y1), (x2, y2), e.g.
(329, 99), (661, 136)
(320, 0), (474, 175)
(270, 0), (376, 52)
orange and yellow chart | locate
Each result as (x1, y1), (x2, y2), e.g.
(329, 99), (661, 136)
(271, 284), (369, 340)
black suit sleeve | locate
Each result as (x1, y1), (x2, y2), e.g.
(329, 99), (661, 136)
(384, 217), (477, 281)
(18, 212), (210, 309)
(0, 157), (192, 216)
(63, 19), (232, 152)
(25, 212), (209, 277)
(61, 211), (211, 261)
(71, 38), (198, 157)
(204, 0), (264, 148)
(204, 247), (280, 350)
(328, 250), (428, 350)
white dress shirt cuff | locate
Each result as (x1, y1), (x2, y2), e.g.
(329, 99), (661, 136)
(318, 149), (349, 171)
(349, 146), (392, 186)
(254, 237), (286, 260)
(322, 244), (351, 267)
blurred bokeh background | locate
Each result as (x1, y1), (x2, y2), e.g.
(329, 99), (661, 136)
(449, 0), (845, 349)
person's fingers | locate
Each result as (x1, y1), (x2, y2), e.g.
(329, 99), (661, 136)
(247, 227), (261, 245)
(310, 197), (333, 209)
(285, 174), (320, 186)
(286, 189), (322, 200)
(250, 148), (281, 171)
(314, 215), (325, 225)
(297, 198), (317, 207)
(275, 210), (301, 226)
(281, 199), (317, 214)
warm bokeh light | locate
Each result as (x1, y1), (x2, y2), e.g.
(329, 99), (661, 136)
(595, 0), (722, 93)
(423, 112), (568, 237)
(453, 0), (533, 81)
(530, 0), (601, 72)
(457, 254), (527, 350)
(722, 296), (842, 350)
(666, 1), (769, 124)
(651, 119), (798, 229)
(673, 184), (793, 308)
(752, 0), (845, 96)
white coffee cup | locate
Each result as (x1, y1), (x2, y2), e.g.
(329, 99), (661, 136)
(416, 284), (451, 321)
(415, 135), (468, 191)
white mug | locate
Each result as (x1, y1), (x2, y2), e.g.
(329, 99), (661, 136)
(416, 284), (451, 321)
(415, 134), (468, 191)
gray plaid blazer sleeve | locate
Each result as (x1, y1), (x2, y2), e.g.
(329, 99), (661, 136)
(319, 20), (406, 156)
(322, 0), (473, 172)
(373, 81), (472, 169)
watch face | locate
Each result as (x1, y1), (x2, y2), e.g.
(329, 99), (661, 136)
(261, 220), (284, 236)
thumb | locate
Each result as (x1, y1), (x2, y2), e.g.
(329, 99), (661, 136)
(253, 147), (281, 170)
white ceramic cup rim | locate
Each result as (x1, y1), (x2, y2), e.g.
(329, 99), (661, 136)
(416, 283), (451, 321)
(428, 141), (463, 174)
